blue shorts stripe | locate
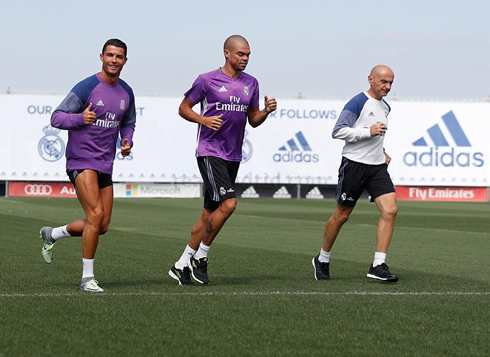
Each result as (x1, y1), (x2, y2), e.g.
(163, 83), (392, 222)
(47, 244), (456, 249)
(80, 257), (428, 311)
(336, 158), (349, 202)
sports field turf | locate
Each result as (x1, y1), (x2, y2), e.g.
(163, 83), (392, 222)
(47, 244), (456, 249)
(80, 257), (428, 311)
(1, 196), (489, 356)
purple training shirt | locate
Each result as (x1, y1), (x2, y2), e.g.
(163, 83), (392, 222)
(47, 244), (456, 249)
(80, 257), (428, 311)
(51, 73), (136, 174)
(185, 68), (260, 161)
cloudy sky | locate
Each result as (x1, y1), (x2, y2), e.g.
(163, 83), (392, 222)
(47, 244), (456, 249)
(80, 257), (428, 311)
(2, 0), (489, 100)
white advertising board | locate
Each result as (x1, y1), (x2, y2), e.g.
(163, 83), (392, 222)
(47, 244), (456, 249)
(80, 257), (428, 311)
(1, 93), (490, 186)
(386, 101), (490, 187)
(113, 183), (201, 198)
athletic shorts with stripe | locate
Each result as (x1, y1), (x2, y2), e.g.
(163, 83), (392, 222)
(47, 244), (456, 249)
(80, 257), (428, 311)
(335, 157), (395, 207)
(197, 156), (240, 211)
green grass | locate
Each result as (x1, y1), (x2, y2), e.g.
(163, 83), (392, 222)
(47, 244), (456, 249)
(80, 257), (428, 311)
(0, 197), (489, 356)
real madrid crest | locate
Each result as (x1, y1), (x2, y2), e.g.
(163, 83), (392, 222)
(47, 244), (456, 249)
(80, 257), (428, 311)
(242, 130), (253, 163)
(120, 100), (126, 110)
(244, 86), (249, 96)
(38, 125), (65, 162)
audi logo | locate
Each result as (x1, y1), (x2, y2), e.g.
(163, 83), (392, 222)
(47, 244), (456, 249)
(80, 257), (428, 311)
(24, 184), (53, 195)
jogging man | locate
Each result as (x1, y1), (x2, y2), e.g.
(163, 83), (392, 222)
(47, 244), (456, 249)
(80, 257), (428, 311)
(169, 35), (277, 285)
(39, 39), (136, 292)
(312, 65), (399, 282)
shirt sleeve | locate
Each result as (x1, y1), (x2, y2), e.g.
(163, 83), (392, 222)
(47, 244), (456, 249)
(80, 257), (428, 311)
(250, 78), (260, 109)
(332, 93), (371, 142)
(51, 76), (99, 130)
(120, 99), (136, 148)
(332, 110), (371, 142)
(184, 75), (206, 105)
(50, 91), (86, 130)
(119, 81), (137, 147)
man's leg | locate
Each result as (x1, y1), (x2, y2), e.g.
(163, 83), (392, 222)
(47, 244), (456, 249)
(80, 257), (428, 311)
(313, 203), (354, 281)
(322, 204), (355, 253)
(40, 173), (113, 264)
(199, 198), (236, 247)
(170, 156), (238, 285)
(58, 186), (113, 236)
(98, 185), (114, 235)
(367, 192), (398, 282)
(188, 199), (237, 284)
(188, 208), (213, 250)
(74, 170), (106, 292)
(373, 192), (397, 253)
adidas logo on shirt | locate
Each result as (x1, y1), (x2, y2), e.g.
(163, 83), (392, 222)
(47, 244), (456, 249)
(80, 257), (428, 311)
(305, 186), (324, 199)
(273, 186), (292, 199)
(368, 111), (375, 117)
(218, 86), (228, 92)
(96, 100), (105, 106)
(241, 186), (259, 198)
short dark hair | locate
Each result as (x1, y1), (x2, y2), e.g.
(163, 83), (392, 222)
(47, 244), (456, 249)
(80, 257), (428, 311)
(102, 39), (127, 57)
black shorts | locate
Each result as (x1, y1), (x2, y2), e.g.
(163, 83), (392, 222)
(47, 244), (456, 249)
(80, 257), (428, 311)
(197, 156), (240, 211)
(336, 157), (395, 207)
(66, 169), (113, 189)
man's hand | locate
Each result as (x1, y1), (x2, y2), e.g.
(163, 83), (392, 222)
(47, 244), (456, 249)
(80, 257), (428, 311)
(83, 103), (96, 125)
(384, 151), (391, 164)
(264, 95), (277, 114)
(202, 114), (223, 131)
(370, 122), (387, 137)
(121, 138), (131, 157)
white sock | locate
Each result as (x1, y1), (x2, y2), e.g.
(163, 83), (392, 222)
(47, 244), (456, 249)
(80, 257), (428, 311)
(52, 225), (71, 241)
(373, 252), (387, 267)
(176, 245), (196, 269)
(319, 248), (330, 263)
(82, 258), (94, 279)
(194, 242), (210, 260)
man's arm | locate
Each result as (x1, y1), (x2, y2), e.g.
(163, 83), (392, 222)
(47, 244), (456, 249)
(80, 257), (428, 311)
(331, 108), (370, 142)
(333, 120), (387, 142)
(247, 96), (277, 128)
(119, 82), (137, 149)
(179, 97), (223, 131)
(51, 92), (88, 130)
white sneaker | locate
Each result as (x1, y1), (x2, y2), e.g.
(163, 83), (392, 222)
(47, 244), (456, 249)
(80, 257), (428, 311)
(80, 279), (104, 292)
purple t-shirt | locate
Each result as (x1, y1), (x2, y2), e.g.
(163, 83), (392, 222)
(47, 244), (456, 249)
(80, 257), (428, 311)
(185, 68), (260, 161)
(51, 73), (136, 174)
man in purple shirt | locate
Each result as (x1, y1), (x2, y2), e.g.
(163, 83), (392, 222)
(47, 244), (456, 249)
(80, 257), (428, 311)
(39, 39), (136, 292)
(169, 35), (277, 285)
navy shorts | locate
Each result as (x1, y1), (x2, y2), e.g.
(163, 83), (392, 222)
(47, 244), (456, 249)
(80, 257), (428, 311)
(336, 157), (395, 207)
(67, 169), (113, 189)
(197, 156), (240, 211)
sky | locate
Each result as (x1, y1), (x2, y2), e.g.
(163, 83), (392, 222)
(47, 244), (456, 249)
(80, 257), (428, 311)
(1, 0), (489, 100)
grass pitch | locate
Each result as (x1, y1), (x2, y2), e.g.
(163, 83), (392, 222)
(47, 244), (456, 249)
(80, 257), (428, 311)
(0, 197), (489, 356)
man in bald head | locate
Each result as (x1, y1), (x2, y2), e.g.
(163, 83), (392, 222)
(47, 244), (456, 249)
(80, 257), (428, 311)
(312, 65), (399, 283)
(168, 35), (277, 285)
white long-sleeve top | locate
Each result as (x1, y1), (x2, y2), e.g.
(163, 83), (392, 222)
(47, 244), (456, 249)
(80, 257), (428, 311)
(332, 91), (391, 165)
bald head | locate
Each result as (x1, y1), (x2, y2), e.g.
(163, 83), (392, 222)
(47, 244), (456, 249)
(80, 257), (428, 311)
(370, 65), (394, 78)
(367, 65), (394, 100)
(224, 35), (250, 51)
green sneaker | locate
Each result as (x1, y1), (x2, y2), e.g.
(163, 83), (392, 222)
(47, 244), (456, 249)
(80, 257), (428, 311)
(80, 279), (104, 292)
(40, 227), (56, 264)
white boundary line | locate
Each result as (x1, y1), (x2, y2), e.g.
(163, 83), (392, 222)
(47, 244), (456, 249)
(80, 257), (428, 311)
(1, 291), (489, 298)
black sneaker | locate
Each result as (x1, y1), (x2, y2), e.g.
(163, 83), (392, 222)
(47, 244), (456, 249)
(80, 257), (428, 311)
(168, 264), (194, 285)
(312, 255), (330, 281)
(189, 257), (209, 284)
(367, 263), (398, 282)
